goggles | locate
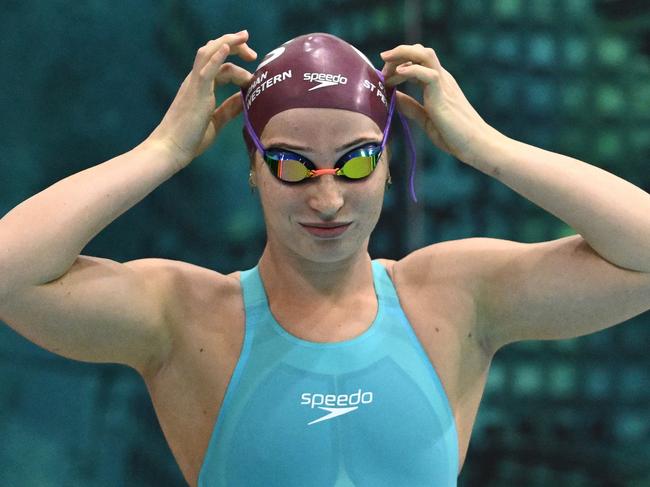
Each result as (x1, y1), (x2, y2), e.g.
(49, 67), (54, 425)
(242, 84), (395, 184)
(241, 70), (419, 199)
(263, 143), (382, 183)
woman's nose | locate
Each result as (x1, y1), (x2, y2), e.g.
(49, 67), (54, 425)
(307, 175), (344, 218)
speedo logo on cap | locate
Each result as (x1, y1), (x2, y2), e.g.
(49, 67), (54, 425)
(304, 72), (348, 91)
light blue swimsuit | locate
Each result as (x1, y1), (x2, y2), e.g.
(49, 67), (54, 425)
(198, 261), (458, 486)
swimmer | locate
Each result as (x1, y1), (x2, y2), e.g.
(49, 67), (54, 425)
(1, 30), (649, 486)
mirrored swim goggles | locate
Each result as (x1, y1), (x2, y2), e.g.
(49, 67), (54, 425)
(261, 143), (384, 183)
(241, 71), (419, 200)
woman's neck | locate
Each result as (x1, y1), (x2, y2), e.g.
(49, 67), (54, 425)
(258, 243), (373, 300)
(257, 243), (378, 339)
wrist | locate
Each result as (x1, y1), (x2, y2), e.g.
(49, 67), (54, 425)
(461, 124), (510, 170)
(139, 136), (194, 172)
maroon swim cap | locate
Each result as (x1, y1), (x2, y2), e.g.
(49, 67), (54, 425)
(242, 33), (391, 153)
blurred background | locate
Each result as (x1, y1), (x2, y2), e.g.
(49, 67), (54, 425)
(1, 0), (649, 485)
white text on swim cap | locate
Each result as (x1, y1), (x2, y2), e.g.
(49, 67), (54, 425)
(303, 72), (348, 91)
(246, 70), (293, 109)
(363, 80), (388, 108)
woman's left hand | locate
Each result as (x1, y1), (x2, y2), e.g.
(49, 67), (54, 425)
(381, 44), (499, 163)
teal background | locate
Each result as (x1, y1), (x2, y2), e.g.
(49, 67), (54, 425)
(1, 0), (649, 485)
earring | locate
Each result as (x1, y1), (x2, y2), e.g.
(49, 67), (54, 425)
(249, 171), (256, 193)
(385, 175), (392, 190)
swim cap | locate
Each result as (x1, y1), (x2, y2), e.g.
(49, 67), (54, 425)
(240, 32), (418, 202)
(241, 33), (392, 153)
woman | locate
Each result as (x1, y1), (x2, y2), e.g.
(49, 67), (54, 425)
(0, 30), (649, 486)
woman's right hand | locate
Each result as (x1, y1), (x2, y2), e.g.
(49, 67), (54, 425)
(146, 30), (257, 167)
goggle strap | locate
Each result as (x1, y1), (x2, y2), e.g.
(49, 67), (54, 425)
(311, 168), (339, 177)
(375, 69), (418, 203)
(381, 83), (397, 151)
(241, 89), (266, 155)
(398, 109), (418, 203)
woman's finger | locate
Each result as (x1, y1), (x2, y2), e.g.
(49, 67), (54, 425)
(382, 60), (400, 83)
(194, 93), (243, 156)
(381, 44), (442, 71)
(395, 91), (428, 128)
(193, 32), (243, 70)
(214, 62), (253, 87)
(385, 74), (408, 87)
(198, 44), (232, 81)
(228, 41), (257, 62)
(197, 41), (257, 85)
(211, 93), (244, 133)
(382, 59), (398, 78)
(193, 31), (256, 72)
(383, 60), (413, 87)
(396, 91), (451, 153)
(395, 63), (441, 87)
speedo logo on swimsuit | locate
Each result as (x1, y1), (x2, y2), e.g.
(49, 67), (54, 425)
(304, 72), (348, 91)
(300, 389), (373, 425)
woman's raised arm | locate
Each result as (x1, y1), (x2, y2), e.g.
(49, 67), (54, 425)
(0, 31), (255, 375)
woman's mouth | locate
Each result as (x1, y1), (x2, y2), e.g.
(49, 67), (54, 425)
(299, 222), (352, 238)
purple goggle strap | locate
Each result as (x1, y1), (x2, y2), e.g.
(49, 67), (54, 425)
(240, 88), (268, 156)
(375, 69), (418, 202)
(240, 72), (418, 202)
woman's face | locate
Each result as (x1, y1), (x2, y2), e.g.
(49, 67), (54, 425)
(252, 107), (390, 264)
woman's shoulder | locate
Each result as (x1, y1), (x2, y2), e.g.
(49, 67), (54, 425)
(390, 237), (514, 289)
(130, 257), (237, 287)
(130, 257), (243, 319)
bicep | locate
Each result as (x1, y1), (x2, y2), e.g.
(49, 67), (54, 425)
(478, 235), (650, 351)
(0, 255), (174, 374)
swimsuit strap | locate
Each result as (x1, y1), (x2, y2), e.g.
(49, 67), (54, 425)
(370, 260), (401, 307)
(239, 266), (266, 308)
